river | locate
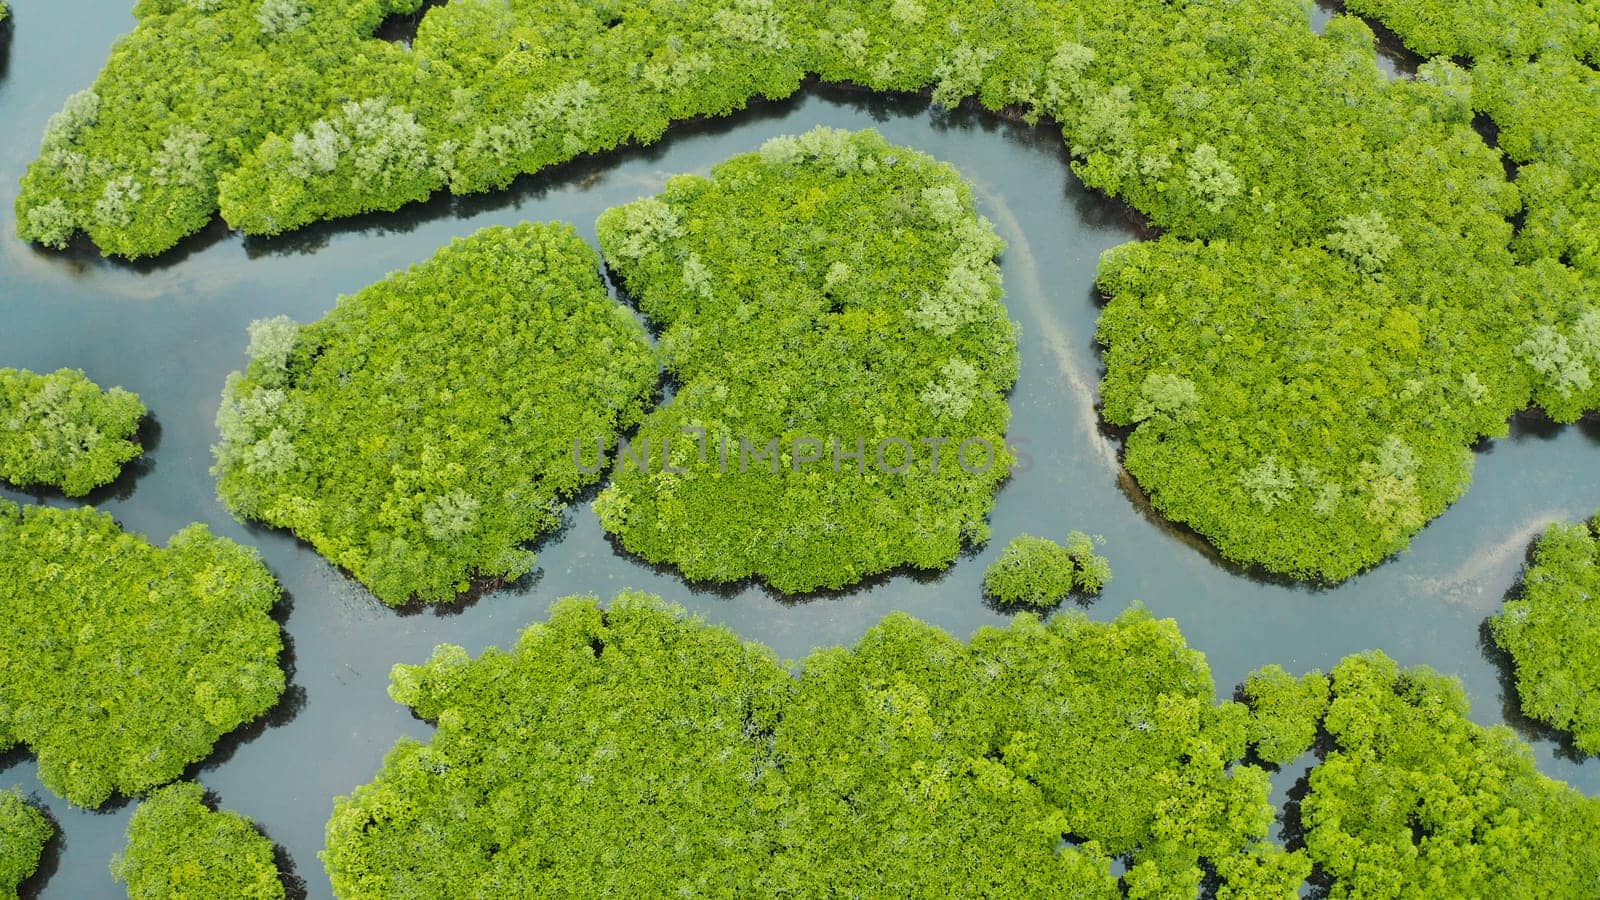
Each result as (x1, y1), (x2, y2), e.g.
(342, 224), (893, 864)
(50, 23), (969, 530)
(1, 2), (1596, 896)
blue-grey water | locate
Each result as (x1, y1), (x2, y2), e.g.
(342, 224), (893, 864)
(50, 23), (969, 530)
(1, 2), (1595, 896)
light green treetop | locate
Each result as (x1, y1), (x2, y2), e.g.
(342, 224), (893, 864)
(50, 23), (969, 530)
(595, 127), (1018, 593)
(111, 782), (284, 900)
(326, 594), (1305, 898)
(0, 789), (51, 900)
(0, 367), (145, 496)
(1491, 516), (1600, 754)
(212, 222), (657, 605)
(0, 501), (285, 807)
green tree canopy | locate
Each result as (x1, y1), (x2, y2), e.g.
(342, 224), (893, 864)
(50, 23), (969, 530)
(0, 501), (285, 808)
(110, 782), (284, 900)
(1344, 0), (1596, 59)
(983, 531), (1111, 608)
(13, 0), (1517, 261)
(1096, 238), (1524, 579)
(0, 789), (51, 900)
(1240, 665), (1329, 765)
(325, 593), (1306, 898)
(21, 0), (1599, 583)
(594, 128), (1019, 593)
(1491, 516), (1600, 754)
(1300, 652), (1600, 897)
(0, 367), (145, 497)
(211, 222), (657, 605)
(1345, 0), (1600, 423)
(327, 594), (1600, 898)
(324, 592), (796, 897)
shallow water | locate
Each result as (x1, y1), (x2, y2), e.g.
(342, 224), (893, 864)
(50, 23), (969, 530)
(1, 3), (1596, 896)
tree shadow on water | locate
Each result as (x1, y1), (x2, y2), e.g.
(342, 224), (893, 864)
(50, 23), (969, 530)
(0, 19), (13, 87)
(808, 79), (932, 123)
(39, 215), (235, 276)
(247, 819), (308, 900)
(1505, 407), (1567, 444)
(371, 0), (448, 48)
(80, 415), (162, 506)
(17, 799), (64, 900)
(1276, 769), (1334, 899)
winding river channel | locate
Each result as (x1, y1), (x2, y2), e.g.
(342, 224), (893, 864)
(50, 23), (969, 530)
(2, 2), (1597, 895)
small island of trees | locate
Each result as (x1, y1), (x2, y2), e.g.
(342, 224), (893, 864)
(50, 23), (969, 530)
(595, 127), (1019, 593)
(111, 782), (285, 900)
(0, 367), (145, 497)
(983, 531), (1111, 608)
(1492, 515), (1600, 755)
(0, 501), (286, 808)
(212, 222), (657, 605)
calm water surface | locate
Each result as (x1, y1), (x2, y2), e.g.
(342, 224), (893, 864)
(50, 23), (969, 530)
(2, 3), (1596, 896)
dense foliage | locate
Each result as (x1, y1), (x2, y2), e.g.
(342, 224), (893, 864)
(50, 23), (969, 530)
(212, 223), (655, 605)
(15, 0), (426, 257)
(325, 593), (795, 896)
(983, 531), (1110, 608)
(23, 0), (1600, 580)
(1342, 0), (1597, 59)
(0, 501), (285, 807)
(1490, 516), (1600, 754)
(11, 0), (1516, 263)
(1300, 652), (1600, 896)
(983, 535), (1077, 607)
(773, 603), (1300, 897)
(595, 128), (1018, 592)
(0, 367), (145, 496)
(0, 789), (50, 900)
(1341, 0), (1600, 345)
(1240, 665), (1328, 765)
(325, 593), (1306, 897)
(12, 0), (802, 256)
(1096, 231), (1532, 579)
(110, 782), (284, 900)
(1324, 0), (1600, 545)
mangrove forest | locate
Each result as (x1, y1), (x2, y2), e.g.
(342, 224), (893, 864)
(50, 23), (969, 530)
(2, 0), (1599, 894)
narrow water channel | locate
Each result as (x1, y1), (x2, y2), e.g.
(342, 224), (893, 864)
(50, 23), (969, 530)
(1, 3), (1596, 896)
